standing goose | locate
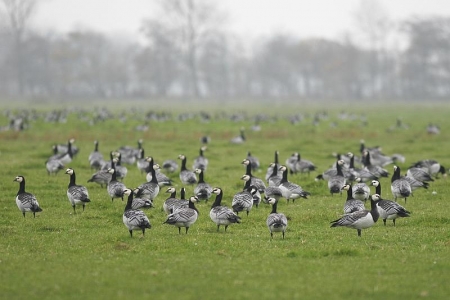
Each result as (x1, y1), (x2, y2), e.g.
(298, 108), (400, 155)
(352, 177), (370, 201)
(119, 139), (143, 165)
(45, 152), (65, 175)
(209, 187), (241, 232)
(278, 165), (311, 203)
(87, 168), (111, 188)
(341, 184), (365, 214)
(362, 150), (389, 178)
(266, 197), (288, 239)
(371, 180), (411, 226)
(163, 187), (182, 215)
(136, 148), (149, 174)
(178, 154), (197, 185)
(56, 139), (75, 165)
(163, 196), (199, 234)
(13, 176), (43, 218)
(65, 168), (91, 213)
(241, 158), (266, 193)
(265, 151), (280, 182)
(232, 175), (256, 216)
(330, 194), (380, 237)
(130, 187), (153, 210)
(267, 162), (283, 187)
(122, 189), (151, 237)
(327, 160), (346, 196)
(145, 159), (172, 187)
(246, 151), (260, 171)
(194, 168), (213, 202)
(391, 165), (412, 203)
(112, 152), (128, 180)
(192, 146), (209, 171)
(170, 187), (189, 214)
(347, 152), (378, 182)
(88, 140), (104, 170)
(292, 152), (316, 175)
(137, 157), (160, 201)
(106, 160), (126, 202)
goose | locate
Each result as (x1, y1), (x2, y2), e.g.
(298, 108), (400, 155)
(106, 160), (126, 202)
(265, 151), (280, 182)
(246, 151), (260, 171)
(136, 148), (149, 174)
(87, 168), (111, 188)
(347, 152), (378, 182)
(391, 165), (412, 203)
(410, 159), (447, 178)
(352, 178), (370, 201)
(403, 175), (429, 192)
(341, 184), (365, 214)
(232, 175), (256, 216)
(194, 168), (213, 202)
(330, 194), (380, 237)
(178, 154), (197, 185)
(209, 187), (241, 232)
(406, 167), (434, 182)
(315, 159), (354, 182)
(362, 150), (389, 178)
(278, 165), (311, 203)
(162, 159), (178, 173)
(266, 197), (288, 239)
(88, 140), (104, 170)
(56, 138), (79, 157)
(326, 160), (346, 196)
(45, 153), (65, 176)
(241, 158), (266, 193)
(230, 127), (245, 144)
(192, 146), (209, 171)
(145, 160), (172, 187)
(136, 157), (160, 201)
(163, 187), (182, 215)
(118, 139), (143, 165)
(293, 152), (316, 175)
(122, 189), (151, 237)
(56, 139), (75, 165)
(170, 187), (189, 214)
(263, 186), (283, 205)
(65, 168), (91, 213)
(13, 176), (43, 218)
(267, 162), (283, 187)
(163, 196), (199, 234)
(112, 152), (128, 180)
(130, 187), (153, 210)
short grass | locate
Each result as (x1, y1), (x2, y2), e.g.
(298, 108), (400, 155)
(0, 102), (449, 300)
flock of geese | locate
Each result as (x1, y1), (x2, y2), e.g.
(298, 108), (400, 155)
(13, 133), (447, 239)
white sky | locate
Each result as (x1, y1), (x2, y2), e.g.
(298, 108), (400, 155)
(32, 0), (450, 42)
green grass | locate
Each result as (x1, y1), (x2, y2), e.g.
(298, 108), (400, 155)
(0, 102), (449, 299)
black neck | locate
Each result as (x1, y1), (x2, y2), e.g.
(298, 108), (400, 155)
(391, 167), (401, 182)
(68, 171), (77, 187)
(370, 196), (380, 222)
(280, 168), (288, 183)
(270, 201), (278, 214)
(211, 190), (223, 208)
(181, 157), (187, 171)
(198, 170), (205, 183)
(125, 193), (133, 211)
(17, 180), (26, 195)
(274, 151), (278, 164)
(346, 186), (352, 200)
(336, 161), (343, 176)
(149, 160), (158, 184)
(188, 199), (198, 213)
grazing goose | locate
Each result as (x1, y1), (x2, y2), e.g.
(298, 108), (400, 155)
(362, 150), (389, 178)
(391, 165), (412, 203)
(267, 162), (283, 187)
(326, 160), (346, 196)
(246, 151), (260, 171)
(65, 168), (91, 213)
(210, 187), (241, 232)
(330, 194), (380, 237)
(136, 148), (149, 174)
(266, 197), (288, 239)
(178, 154), (197, 185)
(163, 196), (199, 234)
(341, 184), (365, 214)
(290, 152), (316, 175)
(230, 127), (245, 144)
(118, 139), (143, 165)
(13, 176), (43, 218)
(88, 140), (104, 170)
(130, 187), (153, 210)
(406, 167), (434, 182)
(122, 189), (151, 237)
(106, 160), (126, 202)
(232, 175), (256, 216)
(136, 157), (160, 201)
(192, 146), (209, 171)
(278, 165), (311, 203)
(265, 151), (280, 182)
(410, 159), (447, 178)
(352, 178), (370, 201)
(162, 159), (178, 173)
(347, 152), (378, 182)
(241, 158), (266, 193)
(194, 168), (213, 202)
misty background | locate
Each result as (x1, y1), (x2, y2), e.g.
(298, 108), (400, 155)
(1, 0), (450, 103)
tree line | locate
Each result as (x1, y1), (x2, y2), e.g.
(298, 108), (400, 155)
(1, 0), (450, 101)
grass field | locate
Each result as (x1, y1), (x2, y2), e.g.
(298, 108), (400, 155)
(0, 101), (449, 299)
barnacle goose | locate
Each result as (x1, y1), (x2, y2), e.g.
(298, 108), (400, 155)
(241, 158), (266, 193)
(163, 196), (199, 234)
(265, 151), (280, 182)
(210, 187), (241, 232)
(136, 157), (160, 201)
(122, 189), (151, 237)
(162, 159), (178, 173)
(352, 178), (370, 201)
(326, 160), (346, 196)
(266, 197), (288, 239)
(87, 167), (111, 188)
(288, 152), (316, 175)
(13, 176), (43, 218)
(406, 167), (434, 182)
(163, 187), (181, 214)
(263, 186), (283, 205)
(56, 138), (79, 158)
(56, 139), (75, 165)
(136, 148), (149, 174)
(88, 140), (104, 170)
(278, 165), (310, 203)
(170, 187), (189, 214)
(112, 152), (128, 180)
(347, 152), (378, 182)
(178, 154), (197, 185)
(106, 160), (126, 202)
(341, 184), (365, 214)
(362, 150), (389, 178)
(246, 151), (260, 171)
(370, 180), (411, 226)
(267, 162), (283, 187)
(330, 194), (380, 237)
(192, 146), (209, 171)
(410, 159), (447, 179)
(65, 168), (91, 213)
(230, 127), (245, 144)
(130, 187), (153, 210)
(145, 159), (172, 187)
(391, 165), (412, 203)
(45, 152), (65, 176)
(232, 175), (257, 216)
(194, 168), (213, 202)
(118, 139), (143, 165)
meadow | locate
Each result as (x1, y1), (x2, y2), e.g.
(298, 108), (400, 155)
(0, 101), (449, 300)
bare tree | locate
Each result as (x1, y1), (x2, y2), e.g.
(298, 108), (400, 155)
(0, 0), (37, 95)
